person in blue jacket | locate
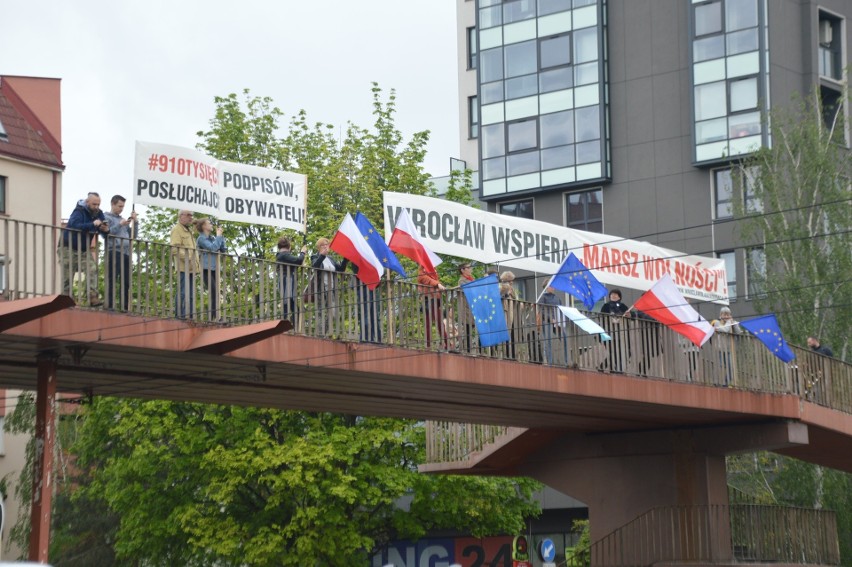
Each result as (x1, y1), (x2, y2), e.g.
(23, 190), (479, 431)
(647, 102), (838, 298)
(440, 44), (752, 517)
(59, 192), (109, 306)
(195, 218), (227, 320)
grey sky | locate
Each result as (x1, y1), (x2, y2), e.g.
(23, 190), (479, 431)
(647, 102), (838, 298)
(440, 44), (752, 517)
(3, 0), (460, 216)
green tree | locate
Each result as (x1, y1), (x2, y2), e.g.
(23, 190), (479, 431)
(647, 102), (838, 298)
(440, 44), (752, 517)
(66, 399), (540, 566)
(734, 89), (852, 359)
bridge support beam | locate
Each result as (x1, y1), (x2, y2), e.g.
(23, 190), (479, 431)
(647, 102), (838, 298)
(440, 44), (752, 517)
(517, 422), (808, 561)
(28, 351), (59, 564)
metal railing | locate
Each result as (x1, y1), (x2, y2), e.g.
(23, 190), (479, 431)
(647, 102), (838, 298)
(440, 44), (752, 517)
(570, 504), (841, 566)
(1, 218), (850, 455)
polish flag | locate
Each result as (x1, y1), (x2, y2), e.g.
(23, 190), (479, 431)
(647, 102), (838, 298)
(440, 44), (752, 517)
(330, 213), (384, 289)
(387, 208), (442, 273)
(633, 274), (715, 347)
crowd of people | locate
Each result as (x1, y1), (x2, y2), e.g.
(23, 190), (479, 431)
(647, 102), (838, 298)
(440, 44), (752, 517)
(58, 199), (835, 371)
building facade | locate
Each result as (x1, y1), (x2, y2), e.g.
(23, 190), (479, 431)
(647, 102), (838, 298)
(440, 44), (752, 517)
(457, 0), (849, 314)
(0, 74), (64, 560)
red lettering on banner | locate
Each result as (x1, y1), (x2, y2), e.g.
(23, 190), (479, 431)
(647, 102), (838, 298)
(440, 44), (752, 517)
(583, 243), (601, 269)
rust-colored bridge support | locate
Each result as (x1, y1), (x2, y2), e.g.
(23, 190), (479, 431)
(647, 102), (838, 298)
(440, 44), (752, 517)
(517, 422), (808, 563)
(28, 351), (59, 563)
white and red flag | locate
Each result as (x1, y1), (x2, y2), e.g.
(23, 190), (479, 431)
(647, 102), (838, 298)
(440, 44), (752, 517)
(387, 208), (443, 273)
(330, 213), (384, 289)
(633, 274), (715, 347)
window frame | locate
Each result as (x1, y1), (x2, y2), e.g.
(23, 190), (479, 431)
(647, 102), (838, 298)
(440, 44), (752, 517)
(564, 187), (603, 233)
(716, 249), (737, 301)
(468, 96), (480, 139)
(0, 175), (6, 215)
(538, 32), (572, 71)
(498, 198), (535, 219)
(506, 118), (539, 154)
(467, 26), (478, 70)
(745, 246), (766, 299)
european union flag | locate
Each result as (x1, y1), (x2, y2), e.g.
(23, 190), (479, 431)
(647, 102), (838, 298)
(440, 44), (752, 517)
(354, 212), (406, 277)
(740, 314), (796, 363)
(549, 252), (608, 310)
(461, 273), (510, 347)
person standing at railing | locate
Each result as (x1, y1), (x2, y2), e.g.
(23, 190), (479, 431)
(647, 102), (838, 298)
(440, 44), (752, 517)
(309, 237), (348, 337)
(600, 289), (630, 372)
(195, 218), (227, 321)
(418, 266), (447, 349)
(711, 306), (740, 385)
(500, 271), (518, 359)
(456, 263), (476, 353)
(170, 210), (199, 319)
(102, 195), (137, 310)
(807, 336), (833, 358)
(276, 237), (307, 324)
(59, 192), (109, 307)
(537, 283), (563, 365)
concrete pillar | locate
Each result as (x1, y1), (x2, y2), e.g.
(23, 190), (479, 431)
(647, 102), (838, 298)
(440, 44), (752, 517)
(28, 351), (58, 563)
(517, 425), (808, 564)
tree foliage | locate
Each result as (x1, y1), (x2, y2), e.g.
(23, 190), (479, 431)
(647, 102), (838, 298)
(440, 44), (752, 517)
(734, 89), (852, 359)
(65, 399), (540, 566)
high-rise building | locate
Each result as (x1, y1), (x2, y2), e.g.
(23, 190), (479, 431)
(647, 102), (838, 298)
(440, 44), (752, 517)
(457, 0), (849, 313)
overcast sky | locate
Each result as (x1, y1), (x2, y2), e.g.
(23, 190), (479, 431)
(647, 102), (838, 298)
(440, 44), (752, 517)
(3, 0), (460, 215)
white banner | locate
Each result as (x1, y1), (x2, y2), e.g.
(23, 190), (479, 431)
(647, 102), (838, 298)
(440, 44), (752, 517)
(383, 192), (728, 304)
(134, 141), (307, 231)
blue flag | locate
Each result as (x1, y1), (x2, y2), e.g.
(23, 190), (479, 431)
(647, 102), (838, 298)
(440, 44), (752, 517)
(354, 212), (406, 277)
(740, 314), (796, 363)
(549, 252), (608, 310)
(461, 273), (510, 347)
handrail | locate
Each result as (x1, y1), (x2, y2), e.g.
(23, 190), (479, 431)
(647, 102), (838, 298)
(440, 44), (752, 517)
(569, 504), (841, 566)
(0, 217), (850, 464)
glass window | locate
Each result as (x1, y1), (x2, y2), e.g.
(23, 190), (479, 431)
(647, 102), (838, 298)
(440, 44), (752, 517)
(505, 41), (537, 78)
(481, 81), (504, 104)
(693, 35), (725, 62)
(714, 169), (734, 218)
(574, 106), (600, 142)
(694, 81), (727, 120)
(728, 111), (761, 138)
(574, 62), (598, 85)
(540, 67), (573, 92)
(505, 74), (538, 100)
(483, 156), (506, 180)
(541, 145), (575, 170)
(479, 5), (502, 28)
(468, 96), (479, 139)
(695, 1), (722, 36)
(539, 0), (571, 16)
(0, 119), (7, 141)
(729, 77), (757, 113)
(696, 117), (728, 144)
(566, 188), (603, 232)
(726, 0), (758, 32)
(573, 0), (596, 7)
(726, 28), (758, 56)
(540, 34), (571, 69)
(504, 0), (536, 24)
(499, 199), (534, 219)
(575, 141), (601, 164)
(467, 27), (478, 69)
(480, 48), (504, 82)
(507, 119), (538, 152)
(507, 151), (540, 175)
(481, 123), (506, 158)
(573, 27), (598, 63)
(818, 14), (843, 80)
(0, 176), (6, 214)
(540, 110), (574, 147)
(746, 247), (766, 298)
(717, 250), (737, 300)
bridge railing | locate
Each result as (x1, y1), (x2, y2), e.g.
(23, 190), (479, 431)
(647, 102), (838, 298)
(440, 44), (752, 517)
(0, 219), (849, 419)
(569, 504), (841, 566)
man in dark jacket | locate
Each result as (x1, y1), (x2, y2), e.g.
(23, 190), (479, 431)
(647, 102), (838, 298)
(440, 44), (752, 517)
(58, 193), (109, 306)
(276, 237), (307, 323)
(807, 336), (834, 357)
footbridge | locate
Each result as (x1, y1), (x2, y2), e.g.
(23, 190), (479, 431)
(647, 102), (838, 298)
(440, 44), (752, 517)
(0, 218), (849, 565)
